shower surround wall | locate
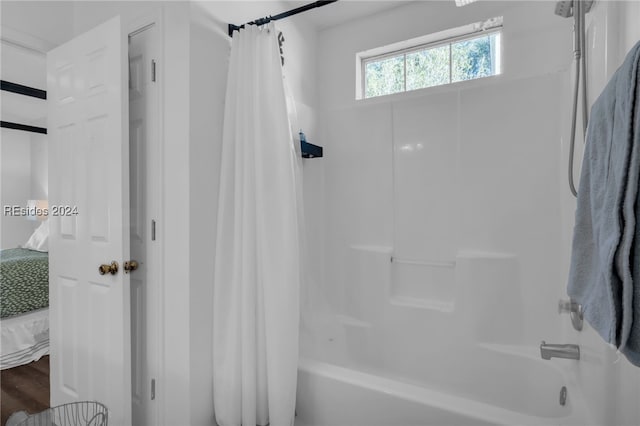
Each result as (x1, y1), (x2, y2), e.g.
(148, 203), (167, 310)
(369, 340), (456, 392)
(302, 1), (638, 424)
(312, 0), (571, 360)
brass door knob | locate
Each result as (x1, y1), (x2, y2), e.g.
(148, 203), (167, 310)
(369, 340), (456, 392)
(124, 260), (139, 273)
(99, 261), (119, 275)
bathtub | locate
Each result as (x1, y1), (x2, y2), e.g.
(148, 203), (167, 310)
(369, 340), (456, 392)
(294, 346), (588, 426)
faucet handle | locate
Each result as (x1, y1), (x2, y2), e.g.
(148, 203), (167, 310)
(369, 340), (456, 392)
(558, 298), (584, 331)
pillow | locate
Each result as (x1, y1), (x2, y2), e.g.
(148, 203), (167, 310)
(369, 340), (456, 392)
(24, 220), (49, 252)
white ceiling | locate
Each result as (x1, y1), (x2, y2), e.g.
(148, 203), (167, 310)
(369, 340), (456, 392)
(1, 1), (413, 47)
(1, 1), (74, 51)
(288, 1), (412, 30)
(197, 1), (413, 32)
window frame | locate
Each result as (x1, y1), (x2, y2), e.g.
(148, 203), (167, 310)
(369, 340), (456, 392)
(360, 27), (502, 99)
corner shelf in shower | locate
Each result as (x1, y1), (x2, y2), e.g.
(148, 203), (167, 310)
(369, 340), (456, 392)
(301, 139), (323, 158)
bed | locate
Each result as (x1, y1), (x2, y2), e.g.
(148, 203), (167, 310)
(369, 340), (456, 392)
(1, 222), (50, 370)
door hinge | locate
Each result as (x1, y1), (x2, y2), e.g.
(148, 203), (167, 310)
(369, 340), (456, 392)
(151, 378), (156, 400)
(151, 59), (156, 82)
(151, 220), (156, 241)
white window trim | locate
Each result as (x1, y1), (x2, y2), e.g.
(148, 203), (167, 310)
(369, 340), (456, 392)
(356, 16), (503, 100)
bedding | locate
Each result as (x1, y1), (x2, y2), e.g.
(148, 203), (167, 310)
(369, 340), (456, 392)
(1, 248), (49, 318)
(0, 308), (49, 369)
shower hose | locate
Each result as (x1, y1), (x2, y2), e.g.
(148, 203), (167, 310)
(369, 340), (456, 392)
(568, 0), (589, 198)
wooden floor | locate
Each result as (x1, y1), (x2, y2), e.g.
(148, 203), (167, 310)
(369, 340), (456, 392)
(0, 356), (50, 426)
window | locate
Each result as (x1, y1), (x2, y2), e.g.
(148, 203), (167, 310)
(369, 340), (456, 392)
(359, 18), (502, 99)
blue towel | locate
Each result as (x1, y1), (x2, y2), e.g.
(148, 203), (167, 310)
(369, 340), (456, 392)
(568, 41), (640, 366)
(624, 41), (640, 366)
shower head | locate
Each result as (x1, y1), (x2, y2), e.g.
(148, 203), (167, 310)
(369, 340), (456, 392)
(554, 0), (594, 18)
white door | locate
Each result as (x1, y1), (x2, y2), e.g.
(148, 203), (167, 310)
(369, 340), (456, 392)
(48, 16), (131, 426)
(129, 23), (160, 426)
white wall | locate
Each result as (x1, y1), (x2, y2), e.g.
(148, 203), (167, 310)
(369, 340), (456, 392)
(0, 42), (47, 88)
(0, 31), (48, 249)
(0, 129), (34, 248)
(620, 0), (640, 63)
(187, 5), (226, 425)
(0, 122), (46, 252)
(159, 4), (193, 425)
(30, 134), (47, 200)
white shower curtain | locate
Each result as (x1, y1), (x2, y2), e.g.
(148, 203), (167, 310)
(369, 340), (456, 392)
(213, 23), (302, 426)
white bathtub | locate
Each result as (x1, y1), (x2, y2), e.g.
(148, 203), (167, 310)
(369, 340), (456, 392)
(294, 348), (588, 426)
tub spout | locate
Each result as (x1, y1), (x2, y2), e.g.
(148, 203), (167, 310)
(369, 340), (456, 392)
(540, 341), (580, 360)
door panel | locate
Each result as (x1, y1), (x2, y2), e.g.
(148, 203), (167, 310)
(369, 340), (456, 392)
(48, 16), (131, 426)
(129, 23), (160, 426)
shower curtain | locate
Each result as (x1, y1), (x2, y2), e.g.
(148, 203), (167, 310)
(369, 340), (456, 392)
(213, 23), (302, 426)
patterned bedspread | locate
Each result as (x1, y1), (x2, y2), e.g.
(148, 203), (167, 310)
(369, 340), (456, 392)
(1, 248), (49, 318)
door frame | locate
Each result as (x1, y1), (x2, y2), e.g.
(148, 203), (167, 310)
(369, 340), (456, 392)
(126, 10), (165, 426)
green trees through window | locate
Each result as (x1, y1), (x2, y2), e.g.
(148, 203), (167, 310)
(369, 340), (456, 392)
(364, 31), (501, 99)
(365, 55), (404, 98)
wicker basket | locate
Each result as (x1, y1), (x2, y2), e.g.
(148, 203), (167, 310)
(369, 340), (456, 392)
(14, 402), (108, 426)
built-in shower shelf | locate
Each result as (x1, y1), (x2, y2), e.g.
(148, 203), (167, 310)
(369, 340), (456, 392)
(301, 140), (323, 158)
(390, 296), (455, 312)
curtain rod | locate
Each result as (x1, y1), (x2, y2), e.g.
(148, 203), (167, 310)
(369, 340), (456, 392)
(1, 80), (47, 100)
(1, 121), (47, 134)
(228, 0), (339, 37)
(1, 80), (48, 134)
